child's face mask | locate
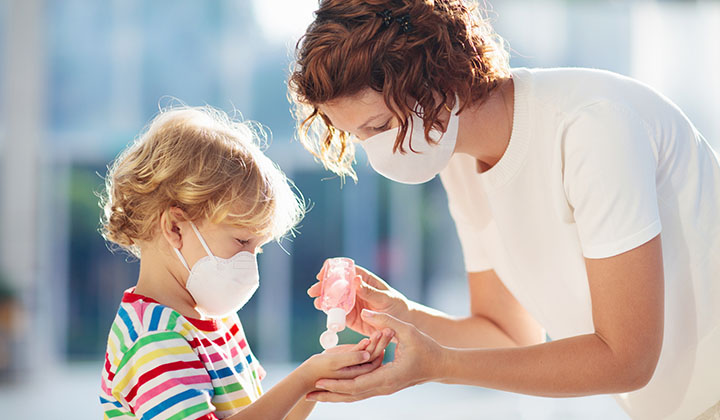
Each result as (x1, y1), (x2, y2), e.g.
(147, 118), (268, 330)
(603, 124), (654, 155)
(174, 222), (259, 318)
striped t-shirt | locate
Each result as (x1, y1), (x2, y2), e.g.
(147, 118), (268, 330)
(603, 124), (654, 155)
(100, 288), (264, 419)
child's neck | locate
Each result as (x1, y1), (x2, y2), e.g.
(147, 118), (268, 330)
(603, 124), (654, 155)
(135, 247), (206, 320)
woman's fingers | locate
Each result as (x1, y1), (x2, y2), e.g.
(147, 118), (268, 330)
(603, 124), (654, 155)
(307, 282), (321, 298)
(315, 263), (327, 281)
(356, 280), (389, 304)
(311, 363), (391, 400)
(355, 265), (390, 291)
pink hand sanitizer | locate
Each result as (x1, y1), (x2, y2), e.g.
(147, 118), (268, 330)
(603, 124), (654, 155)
(318, 257), (357, 350)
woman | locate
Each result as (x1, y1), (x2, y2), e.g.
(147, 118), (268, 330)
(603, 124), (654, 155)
(288, 1), (720, 419)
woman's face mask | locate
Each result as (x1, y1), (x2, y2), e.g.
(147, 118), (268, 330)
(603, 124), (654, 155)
(358, 100), (460, 184)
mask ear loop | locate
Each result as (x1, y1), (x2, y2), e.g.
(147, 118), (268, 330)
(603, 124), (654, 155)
(189, 222), (218, 263)
(173, 248), (192, 272)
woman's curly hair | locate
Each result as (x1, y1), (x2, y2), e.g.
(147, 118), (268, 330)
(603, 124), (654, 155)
(289, 0), (509, 180)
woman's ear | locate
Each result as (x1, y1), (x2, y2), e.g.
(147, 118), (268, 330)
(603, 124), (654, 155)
(160, 207), (187, 250)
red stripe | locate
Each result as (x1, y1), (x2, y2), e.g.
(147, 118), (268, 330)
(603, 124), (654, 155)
(125, 359), (205, 402)
(212, 331), (232, 347)
(195, 415), (219, 420)
(187, 337), (217, 350)
(228, 324), (239, 337)
(105, 354), (115, 381)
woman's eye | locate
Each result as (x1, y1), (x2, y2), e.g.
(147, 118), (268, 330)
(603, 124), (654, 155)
(371, 119), (391, 132)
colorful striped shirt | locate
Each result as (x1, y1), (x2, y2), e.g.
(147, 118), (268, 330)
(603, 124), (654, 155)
(99, 288), (265, 419)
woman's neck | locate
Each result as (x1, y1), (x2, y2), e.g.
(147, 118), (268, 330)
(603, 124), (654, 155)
(134, 244), (205, 319)
(454, 77), (515, 172)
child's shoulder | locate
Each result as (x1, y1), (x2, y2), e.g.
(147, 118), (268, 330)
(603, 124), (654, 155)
(106, 289), (189, 354)
(106, 288), (248, 355)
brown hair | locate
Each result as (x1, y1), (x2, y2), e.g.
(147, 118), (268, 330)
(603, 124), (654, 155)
(289, 0), (509, 179)
(100, 106), (305, 257)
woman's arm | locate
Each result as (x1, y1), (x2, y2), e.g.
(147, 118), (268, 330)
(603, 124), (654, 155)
(407, 269), (545, 348)
(439, 235), (664, 396)
(307, 235), (664, 401)
(308, 266), (544, 349)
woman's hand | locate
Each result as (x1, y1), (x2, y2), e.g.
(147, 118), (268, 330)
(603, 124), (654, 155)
(308, 263), (411, 337)
(306, 309), (445, 402)
(296, 331), (394, 393)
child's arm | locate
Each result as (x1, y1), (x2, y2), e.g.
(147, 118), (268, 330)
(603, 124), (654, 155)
(227, 331), (392, 420)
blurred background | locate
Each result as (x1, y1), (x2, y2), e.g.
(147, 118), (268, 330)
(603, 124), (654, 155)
(0, 0), (718, 418)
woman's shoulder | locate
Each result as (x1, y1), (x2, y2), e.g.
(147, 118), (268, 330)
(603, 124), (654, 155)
(515, 67), (671, 116)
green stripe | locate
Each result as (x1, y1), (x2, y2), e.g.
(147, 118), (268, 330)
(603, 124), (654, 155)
(111, 323), (128, 353)
(167, 310), (180, 330)
(214, 381), (244, 396)
(116, 331), (185, 372)
(105, 408), (131, 418)
(166, 402), (212, 420)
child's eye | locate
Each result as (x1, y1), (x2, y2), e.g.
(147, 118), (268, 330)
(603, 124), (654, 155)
(236, 239), (250, 246)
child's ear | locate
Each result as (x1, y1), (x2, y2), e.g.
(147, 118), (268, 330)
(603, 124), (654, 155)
(160, 207), (187, 249)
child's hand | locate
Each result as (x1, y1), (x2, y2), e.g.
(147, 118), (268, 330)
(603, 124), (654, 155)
(298, 331), (394, 393)
(324, 328), (394, 364)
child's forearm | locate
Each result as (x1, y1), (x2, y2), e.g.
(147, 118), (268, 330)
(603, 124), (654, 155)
(226, 368), (312, 420)
(285, 400), (317, 420)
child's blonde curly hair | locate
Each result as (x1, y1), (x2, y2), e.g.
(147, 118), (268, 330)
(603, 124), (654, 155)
(99, 106), (305, 257)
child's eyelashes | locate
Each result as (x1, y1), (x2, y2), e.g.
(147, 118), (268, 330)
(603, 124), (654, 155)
(235, 238), (263, 254)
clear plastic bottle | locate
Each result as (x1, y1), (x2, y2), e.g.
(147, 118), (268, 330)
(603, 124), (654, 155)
(318, 257), (357, 350)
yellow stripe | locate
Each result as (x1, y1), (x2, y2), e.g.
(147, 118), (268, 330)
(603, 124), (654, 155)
(214, 396), (252, 411)
(107, 337), (121, 366)
(115, 345), (194, 391)
(178, 322), (195, 337)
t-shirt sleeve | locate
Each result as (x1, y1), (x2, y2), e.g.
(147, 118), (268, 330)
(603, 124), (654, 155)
(562, 101), (662, 259)
(111, 331), (218, 420)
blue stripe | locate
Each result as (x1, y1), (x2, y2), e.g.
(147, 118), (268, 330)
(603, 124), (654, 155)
(207, 361), (246, 380)
(149, 305), (163, 332)
(117, 307), (138, 342)
(142, 389), (208, 420)
(99, 396), (124, 408)
(245, 354), (252, 364)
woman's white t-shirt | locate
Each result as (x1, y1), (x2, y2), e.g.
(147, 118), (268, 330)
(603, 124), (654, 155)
(439, 67), (720, 420)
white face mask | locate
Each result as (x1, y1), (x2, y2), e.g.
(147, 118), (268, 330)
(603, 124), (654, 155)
(359, 100), (460, 184)
(174, 222), (259, 318)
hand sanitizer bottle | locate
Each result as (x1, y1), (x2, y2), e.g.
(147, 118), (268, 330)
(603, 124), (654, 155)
(318, 257), (357, 350)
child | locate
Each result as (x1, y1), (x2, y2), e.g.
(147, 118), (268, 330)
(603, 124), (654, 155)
(98, 106), (393, 419)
